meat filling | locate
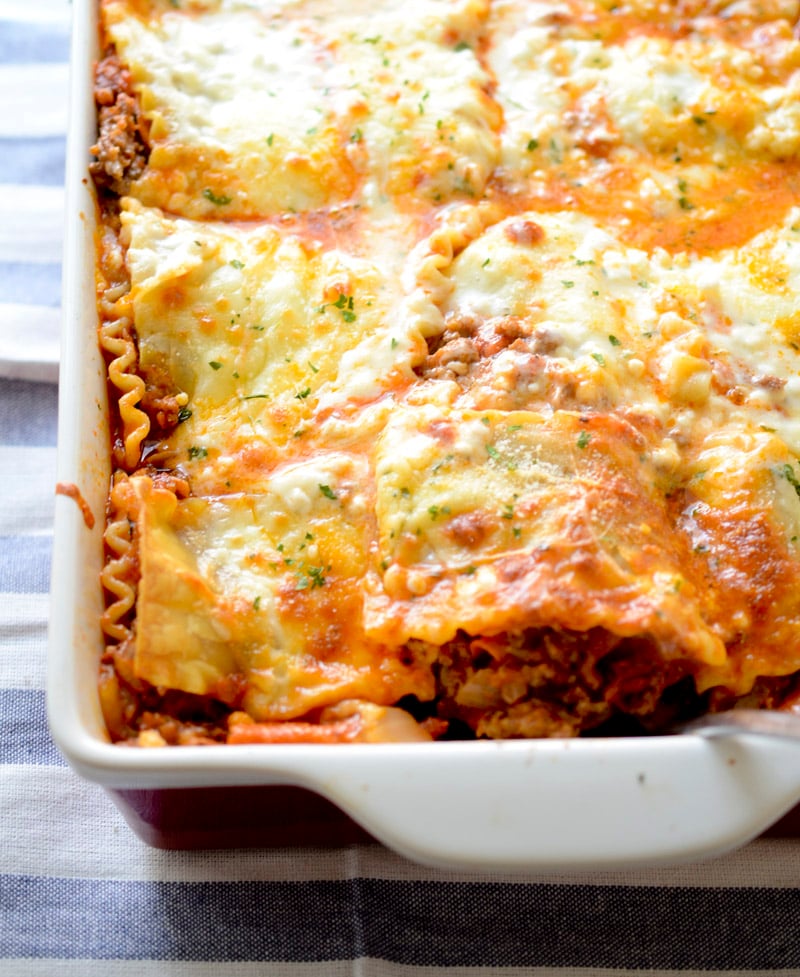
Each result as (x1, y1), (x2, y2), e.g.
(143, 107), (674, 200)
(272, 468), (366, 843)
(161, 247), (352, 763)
(431, 627), (697, 738)
(90, 52), (149, 195)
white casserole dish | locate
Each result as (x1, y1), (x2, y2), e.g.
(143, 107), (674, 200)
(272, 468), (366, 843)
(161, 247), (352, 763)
(47, 0), (800, 871)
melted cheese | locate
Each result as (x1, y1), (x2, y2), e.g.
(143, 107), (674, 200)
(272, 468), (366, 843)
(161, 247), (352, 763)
(491, 0), (800, 164)
(98, 0), (800, 739)
(134, 463), (433, 718)
(423, 208), (800, 455)
(367, 405), (725, 666)
(121, 199), (427, 489)
(102, 0), (499, 217)
(487, 0), (800, 253)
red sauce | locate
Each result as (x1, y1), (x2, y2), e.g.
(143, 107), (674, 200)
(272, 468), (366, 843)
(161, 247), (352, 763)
(56, 482), (96, 530)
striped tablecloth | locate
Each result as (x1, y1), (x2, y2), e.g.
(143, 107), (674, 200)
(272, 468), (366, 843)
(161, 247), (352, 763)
(2, 4), (799, 974)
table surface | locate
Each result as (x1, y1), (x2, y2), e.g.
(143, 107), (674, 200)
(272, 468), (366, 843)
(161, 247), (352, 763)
(2, 4), (799, 975)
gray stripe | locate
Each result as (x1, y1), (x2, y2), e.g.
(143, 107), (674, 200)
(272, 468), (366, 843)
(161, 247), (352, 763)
(0, 379), (59, 445)
(0, 689), (64, 765)
(0, 876), (798, 967)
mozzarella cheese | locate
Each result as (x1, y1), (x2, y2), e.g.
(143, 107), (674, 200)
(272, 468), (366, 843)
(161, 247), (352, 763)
(121, 198), (428, 489)
(97, 0), (800, 741)
(102, 0), (500, 217)
(134, 460), (433, 718)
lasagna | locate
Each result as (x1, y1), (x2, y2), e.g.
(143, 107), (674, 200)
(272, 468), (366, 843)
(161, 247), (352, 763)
(92, 0), (800, 746)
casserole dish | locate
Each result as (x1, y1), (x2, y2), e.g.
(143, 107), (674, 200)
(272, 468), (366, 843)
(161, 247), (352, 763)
(48, 0), (800, 869)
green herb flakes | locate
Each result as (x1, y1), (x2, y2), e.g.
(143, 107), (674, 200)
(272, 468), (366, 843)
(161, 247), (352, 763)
(202, 188), (232, 206)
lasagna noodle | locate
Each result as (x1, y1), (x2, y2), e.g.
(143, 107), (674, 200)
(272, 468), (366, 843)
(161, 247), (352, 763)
(100, 0), (500, 218)
(366, 405), (724, 667)
(488, 0), (800, 254)
(119, 198), (428, 484)
(131, 461), (434, 720)
(411, 206), (800, 457)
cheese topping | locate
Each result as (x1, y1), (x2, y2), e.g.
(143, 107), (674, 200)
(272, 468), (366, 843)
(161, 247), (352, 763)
(121, 198), (428, 488)
(102, 0), (500, 217)
(95, 0), (800, 744)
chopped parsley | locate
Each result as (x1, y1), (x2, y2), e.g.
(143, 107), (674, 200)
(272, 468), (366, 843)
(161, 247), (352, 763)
(202, 188), (232, 206)
(296, 564), (329, 590)
(319, 484), (337, 500)
(188, 446), (208, 460)
(780, 463), (800, 499)
(331, 292), (356, 323)
(577, 430), (591, 449)
(177, 406), (192, 424)
(428, 504), (451, 521)
(208, 360), (223, 370)
(608, 334), (621, 347)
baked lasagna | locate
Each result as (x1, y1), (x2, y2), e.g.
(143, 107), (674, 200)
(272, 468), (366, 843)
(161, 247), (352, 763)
(92, 0), (800, 746)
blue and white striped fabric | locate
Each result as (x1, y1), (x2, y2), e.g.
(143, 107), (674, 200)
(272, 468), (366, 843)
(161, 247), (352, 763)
(0, 1), (64, 382)
(2, 5), (800, 976)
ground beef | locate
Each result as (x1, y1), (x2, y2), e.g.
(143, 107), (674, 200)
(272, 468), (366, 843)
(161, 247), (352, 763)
(418, 315), (530, 381)
(90, 52), (149, 195)
(433, 627), (697, 738)
(139, 362), (188, 432)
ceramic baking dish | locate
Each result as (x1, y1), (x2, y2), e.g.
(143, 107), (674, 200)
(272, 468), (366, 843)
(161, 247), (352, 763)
(47, 0), (800, 870)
